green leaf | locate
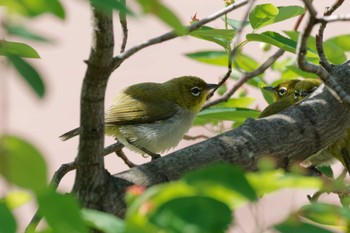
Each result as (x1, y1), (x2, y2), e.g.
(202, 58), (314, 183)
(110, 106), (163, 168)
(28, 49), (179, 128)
(260, 83), (274, 104)
(0, 202), (17, 233)
(194, 107), (260, 125)
(326, 34), (350, 51)
(284, 31), (346, 64)
(185, 50), (228, 66)
(82, 209), (124, 233)
(300, 203), (350, 226)
(0, 40), (40, 58)
(38, 191), (89, 233)
(249, 4), (279, 30)
(3, 191), (31, 209)
(0, 135), (47, 193)
(275, 217), (333, 233)
(90, 0), (132, 14)
(184, 164), (258, 201)
(150, 196), (232, 233)
(249, 4), (305, 30)
(137, 0), (186, 35)
(7, 55), (45, 98)
(214, 97), (255, 108)
(283, 65), (319, 79)
(190, 26), (235, 48)
(5, 24), (53, 43)
(226, 18), (249, 30)
(0, 0), (65, 19)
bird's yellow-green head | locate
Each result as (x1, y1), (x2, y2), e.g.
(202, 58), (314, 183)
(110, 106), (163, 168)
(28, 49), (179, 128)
(163, 76), (217, 113)
(263, 79), (300, 101)
(292, 79), (322, 102)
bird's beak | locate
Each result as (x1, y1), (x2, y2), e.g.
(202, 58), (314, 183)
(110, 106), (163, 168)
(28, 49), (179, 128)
(263, 86), (276, 93)
(207, 83), (219, 90)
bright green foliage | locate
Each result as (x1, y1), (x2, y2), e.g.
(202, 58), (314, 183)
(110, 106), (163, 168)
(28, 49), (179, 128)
(249, 4), (305, 30)
(0, 135), (47, 194)
(326, 34), (350, 51)
(38, 191), (89, 233)
(82, 209), (125, 233)
(0, 0), (65, 19)
(7, 55), (45, 98)
(0, 40), (40, 58)
(190, 26), (236, 49)
(0, 202), (17, 233)
(137, 0), (186, 35)
(194, 107), (260, 125)
(2, 191), (31, 209)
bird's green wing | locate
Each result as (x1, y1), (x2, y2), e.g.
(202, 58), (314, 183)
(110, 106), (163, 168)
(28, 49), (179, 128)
(105, 83), (178, 125)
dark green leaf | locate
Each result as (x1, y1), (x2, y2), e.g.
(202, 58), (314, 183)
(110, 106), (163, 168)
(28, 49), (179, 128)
(0, 202), (17, 233)
(0, 0), (65, 19)
(90, 0), (132, 14)
(247, 32), (298, 54)
(190, 26), (235, 48)
(0, 40), (40, 58)
(315, 166), (333, 178)
(184, 164), (258, 201)
(4, 24), (53, 43)
(194, 107), (260, 125)
(150, 196), (232, 233)
(38, 191), (88, 233)
(7, 55), (45, 98)
(0, 135), (47, 193)
(137, 0), (186, 35)
(275, 218), (333, 233)
(284, 65), (319, 79)
(249, 4), (279, 30)
(326, 34), (350, 51)
(82, 209), (124, 233)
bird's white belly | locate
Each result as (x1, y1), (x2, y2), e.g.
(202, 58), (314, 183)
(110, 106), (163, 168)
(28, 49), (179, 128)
(107, 108), (196, 156)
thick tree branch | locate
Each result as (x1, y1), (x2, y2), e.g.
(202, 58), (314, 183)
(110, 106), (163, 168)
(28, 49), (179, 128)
(111, 0), (250, 71)
(72, 5), (115, 209)
(110, 62), (350, 217)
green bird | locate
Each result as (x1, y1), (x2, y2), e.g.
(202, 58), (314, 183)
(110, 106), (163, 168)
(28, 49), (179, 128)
(260, 79), (350, 174)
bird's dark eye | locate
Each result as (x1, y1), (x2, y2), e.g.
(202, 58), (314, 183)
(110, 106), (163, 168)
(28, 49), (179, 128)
(191, 86), (201, 97)
(278, 87), (287, 96)
(294, 90), (299, 100)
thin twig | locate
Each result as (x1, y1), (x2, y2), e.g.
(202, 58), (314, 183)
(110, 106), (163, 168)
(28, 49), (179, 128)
(119, 0), (128, 53)
(111, 0), (250, 71)
(321, 13), (350, 22)
(297, 0), (350, 105)
(316, 0), (344, 70)
(203, 49), (285, 109)
(207, 0), (256, 100)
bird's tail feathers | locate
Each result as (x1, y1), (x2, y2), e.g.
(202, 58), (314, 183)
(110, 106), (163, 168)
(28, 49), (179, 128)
(59, 128), (80, 141)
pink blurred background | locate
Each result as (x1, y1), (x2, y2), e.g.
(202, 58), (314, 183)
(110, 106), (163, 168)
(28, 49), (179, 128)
(2, 0), (349, 232)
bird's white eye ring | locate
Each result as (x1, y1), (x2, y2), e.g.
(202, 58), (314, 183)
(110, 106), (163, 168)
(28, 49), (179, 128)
(191, 86), (201, 97)
(294, 90), (299, 100)
(278, 87), (287, 96)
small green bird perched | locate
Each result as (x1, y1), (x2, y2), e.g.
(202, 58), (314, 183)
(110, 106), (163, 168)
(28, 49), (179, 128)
(258, 79), (321, 118)
(259, 79), (350, 174)
(60, 76), (217, 160)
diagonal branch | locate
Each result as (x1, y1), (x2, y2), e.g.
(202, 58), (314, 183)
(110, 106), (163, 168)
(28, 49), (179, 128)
(119, 0), (128, 53)
(316, 0), (344, 71)
(111, 0), (250, 71)
(203, 49), (284, 109)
